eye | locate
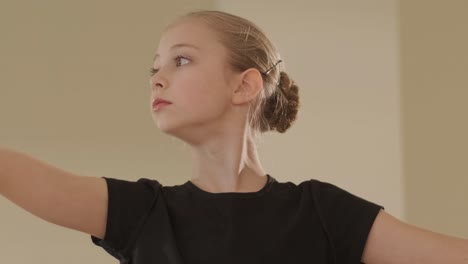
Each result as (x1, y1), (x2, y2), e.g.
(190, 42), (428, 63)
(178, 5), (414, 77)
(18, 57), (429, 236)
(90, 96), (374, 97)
(149, 67), (159, 77)
(175, 55), (190, 67)
(149, 55), (190, 77)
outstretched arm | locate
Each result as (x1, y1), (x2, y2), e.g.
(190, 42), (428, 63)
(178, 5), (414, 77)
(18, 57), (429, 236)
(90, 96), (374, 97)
(362, 209), (468, 264)
(0, 147), (108, 239)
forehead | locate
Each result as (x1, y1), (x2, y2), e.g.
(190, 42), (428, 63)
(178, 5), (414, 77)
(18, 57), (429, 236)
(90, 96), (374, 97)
(153, 18), (223, 61)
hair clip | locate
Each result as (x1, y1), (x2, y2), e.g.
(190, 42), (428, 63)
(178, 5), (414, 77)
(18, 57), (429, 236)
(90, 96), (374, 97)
(264, 59), (283, 75)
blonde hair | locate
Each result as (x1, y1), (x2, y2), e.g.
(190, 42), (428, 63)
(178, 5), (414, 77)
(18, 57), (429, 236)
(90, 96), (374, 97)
(177, 10), (300, 143)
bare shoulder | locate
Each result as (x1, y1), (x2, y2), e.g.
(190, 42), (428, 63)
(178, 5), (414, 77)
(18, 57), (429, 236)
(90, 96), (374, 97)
(362, 209), (468, 264)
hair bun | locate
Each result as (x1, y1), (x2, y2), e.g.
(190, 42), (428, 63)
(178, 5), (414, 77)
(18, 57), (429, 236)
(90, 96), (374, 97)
(263, 71), (300, 133)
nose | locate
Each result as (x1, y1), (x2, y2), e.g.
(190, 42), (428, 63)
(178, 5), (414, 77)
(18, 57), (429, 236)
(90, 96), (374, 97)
(149, 70), (168, 92)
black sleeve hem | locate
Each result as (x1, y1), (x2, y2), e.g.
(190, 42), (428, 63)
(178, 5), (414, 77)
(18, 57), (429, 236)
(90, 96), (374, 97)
(355, 206), (384, 263)
(310, 179), (385, 263)
(89, 177), (161, 261)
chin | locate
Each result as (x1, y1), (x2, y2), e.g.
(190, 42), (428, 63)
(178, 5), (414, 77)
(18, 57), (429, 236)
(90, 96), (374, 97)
(153, 117), (183, 136)
(155, 121), (175, 133)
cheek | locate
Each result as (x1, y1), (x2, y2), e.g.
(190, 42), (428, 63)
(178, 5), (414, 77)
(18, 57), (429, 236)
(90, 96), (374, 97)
(183, 87), (230, 129)
(178, 74), (231, 118)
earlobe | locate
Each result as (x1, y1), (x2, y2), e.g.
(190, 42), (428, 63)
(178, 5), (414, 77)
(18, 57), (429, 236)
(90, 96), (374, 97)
(232, 68), (263, 105)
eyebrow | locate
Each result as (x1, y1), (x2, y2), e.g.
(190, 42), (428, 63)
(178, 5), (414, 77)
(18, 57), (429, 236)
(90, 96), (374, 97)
(152, 43), (200, 62)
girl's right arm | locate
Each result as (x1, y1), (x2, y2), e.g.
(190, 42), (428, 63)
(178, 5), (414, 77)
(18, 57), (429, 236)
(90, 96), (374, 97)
(0, 147), (108, 240)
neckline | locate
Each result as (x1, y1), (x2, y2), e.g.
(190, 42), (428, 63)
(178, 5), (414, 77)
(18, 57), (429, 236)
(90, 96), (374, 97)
(184, 174), (276, 199)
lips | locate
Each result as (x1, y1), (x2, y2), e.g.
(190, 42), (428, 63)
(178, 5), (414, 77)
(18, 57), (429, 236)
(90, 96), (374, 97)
(152, 98), (172, 108)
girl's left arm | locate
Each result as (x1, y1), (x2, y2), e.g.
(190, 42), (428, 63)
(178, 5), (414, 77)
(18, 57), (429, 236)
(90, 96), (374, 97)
(361, 209), (468, 264)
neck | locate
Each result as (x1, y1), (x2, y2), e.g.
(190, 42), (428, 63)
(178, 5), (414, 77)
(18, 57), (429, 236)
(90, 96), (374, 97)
(189, 133), (267, 193)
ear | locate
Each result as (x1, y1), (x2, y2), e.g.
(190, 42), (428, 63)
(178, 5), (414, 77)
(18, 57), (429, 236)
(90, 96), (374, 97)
(232, 68), (263, 105)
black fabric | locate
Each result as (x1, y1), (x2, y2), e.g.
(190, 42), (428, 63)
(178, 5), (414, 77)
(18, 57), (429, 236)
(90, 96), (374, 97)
(91, 174), (384, 264)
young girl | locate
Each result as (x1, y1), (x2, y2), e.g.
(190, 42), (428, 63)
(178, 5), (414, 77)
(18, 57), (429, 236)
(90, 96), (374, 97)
(1, 10), (467, 264)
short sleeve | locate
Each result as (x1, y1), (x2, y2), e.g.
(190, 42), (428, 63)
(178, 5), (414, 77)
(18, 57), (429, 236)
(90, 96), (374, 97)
(309, 179), (384, 263)
(90, 177), (161, 261)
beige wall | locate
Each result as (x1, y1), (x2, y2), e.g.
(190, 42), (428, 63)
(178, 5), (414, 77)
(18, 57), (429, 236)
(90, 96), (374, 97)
(401, 0), (468, 238)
